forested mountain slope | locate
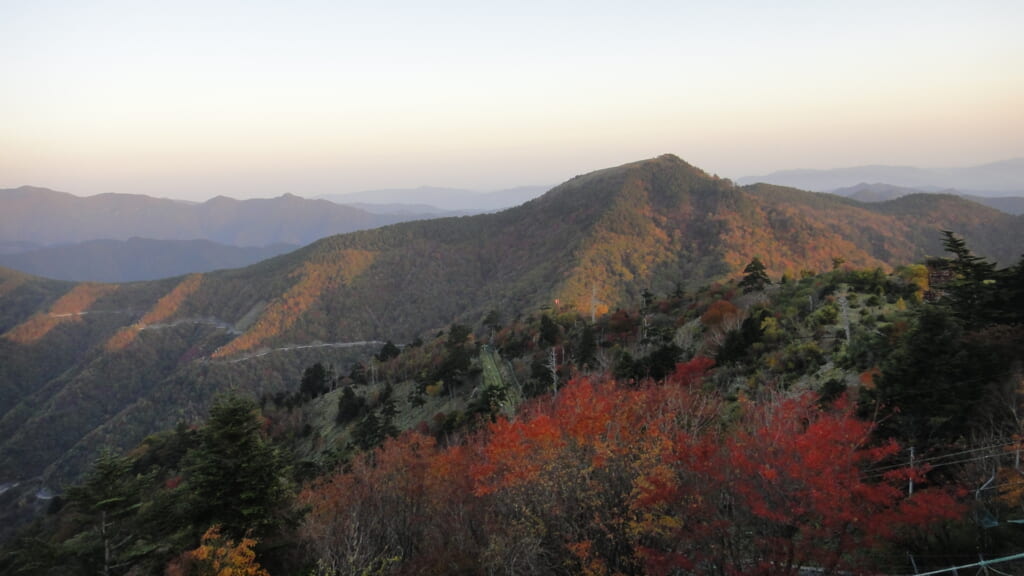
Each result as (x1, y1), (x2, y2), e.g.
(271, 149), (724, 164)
(0, 154), (1020, 495)
(4, 246), (1022, 574)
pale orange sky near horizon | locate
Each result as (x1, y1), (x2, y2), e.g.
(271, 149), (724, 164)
(2, 1), (1022, 201)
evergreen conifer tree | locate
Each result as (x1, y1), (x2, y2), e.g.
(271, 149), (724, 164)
(739, 257), (771, 293)
(186, 395), (287, 539)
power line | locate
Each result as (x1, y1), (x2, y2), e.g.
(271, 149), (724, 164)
(861, 442), (1023, 480)
(892, 441), (1020, 467)
(904, 551), (1024, 576)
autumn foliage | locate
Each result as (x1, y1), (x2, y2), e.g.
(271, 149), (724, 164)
(105, 273), (204, 351)
(0, 274), (26, 299)
(144, 273), (205, 325)
(699, 299), (740, 328)
(299, 359), (963, 575)
(167, 525), (270, 576)
(4, 282), (118, 344)
(213, 249), (375, 358)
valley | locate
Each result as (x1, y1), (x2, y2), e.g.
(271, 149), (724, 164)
(2, 155), (1021, 486)
(0, 154), (1022, 574)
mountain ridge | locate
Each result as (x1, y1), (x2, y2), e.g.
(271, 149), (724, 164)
(0, 238), (300, 283)
(0, 154), (1021, 493)
(738, 158), (1024, 195)
(317, 184), (549, 212)
(830, 182), (1024, 215)
(0, 186), (437, 247)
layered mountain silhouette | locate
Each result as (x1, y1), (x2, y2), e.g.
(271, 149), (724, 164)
(318, 184), (549, 212)
(831, 183), (1024, 215)
(0, 187), (433, 247)
(0, 186), (549, 281)
(738, 158), (1024, 196)
(0, 238), (299, 283)
(1, 154), (1021, 492)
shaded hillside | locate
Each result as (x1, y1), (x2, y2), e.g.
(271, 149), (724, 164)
(963, 194), (1024, 215)
(830, 183), (1024, 215)
(865, 193), (1024, 260)
(0, 238), (299, 282)
(0, 187), (432, 246)
(319, 184), (548, 212)
(6, 253), (1022, 573)
(738, 158), (1024, 194)
(0, 154), (1021, 494)
(832, 182), (931, 202)
(0, 242), (42, 256)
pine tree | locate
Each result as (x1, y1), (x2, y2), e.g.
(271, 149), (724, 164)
(860, 305), (973, 447)
(375, 341), (401, 362)
(940, 230), (998, 325)
(539, 314), (560, 347)
(576, 323), (597, 369)
(186, 395), (287, 539)
(299, 362), (331, 399)
(353, 411), (383, 451)
(63, 451), (153, 576)
(738, 257), (771, 293)
(336, 385), (366, 424)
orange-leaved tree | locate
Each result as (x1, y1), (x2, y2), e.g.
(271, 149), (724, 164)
(632, 394), (965, 576)
(299, 361), (964, 576)
(166, 525), (270, 576)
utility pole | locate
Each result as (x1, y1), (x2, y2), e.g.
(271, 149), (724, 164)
(838, 290), (851, 342)
(909, 447), (915, 496)
(548, 347), (559, 395)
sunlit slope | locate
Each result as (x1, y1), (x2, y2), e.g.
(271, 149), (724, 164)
(0, 154), (1020, 486)
(177, 155), (1017, 353)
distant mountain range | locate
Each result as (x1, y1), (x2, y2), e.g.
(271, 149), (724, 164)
(738, 158), (1024, 196)
(0, 185), (549, 282)
(6, 166), (1018, 285)
(827, 182), (1019, 214)
(0, 187), (459, 281)
(0, 242), (41, 256)
(0, 187), (434, 247)
(830, 182), (951, 202)
(0, 238), (299, 283)
(1, 154), (1021, 499)
(829, 183), (1024, 215)
(318, 185), (549, 212)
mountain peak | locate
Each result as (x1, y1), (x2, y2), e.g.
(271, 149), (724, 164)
(655, 153), (687, 164)
(625, 154), (718, 181)
(2, 154), (1021, 497)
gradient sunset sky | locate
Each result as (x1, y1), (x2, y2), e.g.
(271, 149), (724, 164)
(2, 1), (1022, 201)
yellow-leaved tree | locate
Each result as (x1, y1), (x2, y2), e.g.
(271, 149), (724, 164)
(166, 525), (269, 576)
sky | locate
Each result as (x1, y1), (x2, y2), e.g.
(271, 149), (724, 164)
(2, 0), (1022, 201)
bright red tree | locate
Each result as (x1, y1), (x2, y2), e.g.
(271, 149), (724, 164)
(633, 394), (965, 576)
(298, 359), (964, 576)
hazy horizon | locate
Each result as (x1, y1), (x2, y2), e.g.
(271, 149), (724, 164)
(3, 1), (1021, 201)
(7, 156), (1024, 204)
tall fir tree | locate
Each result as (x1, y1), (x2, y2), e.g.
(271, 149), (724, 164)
(739, 256), (771, 293)
(186, 395), (288, 539)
